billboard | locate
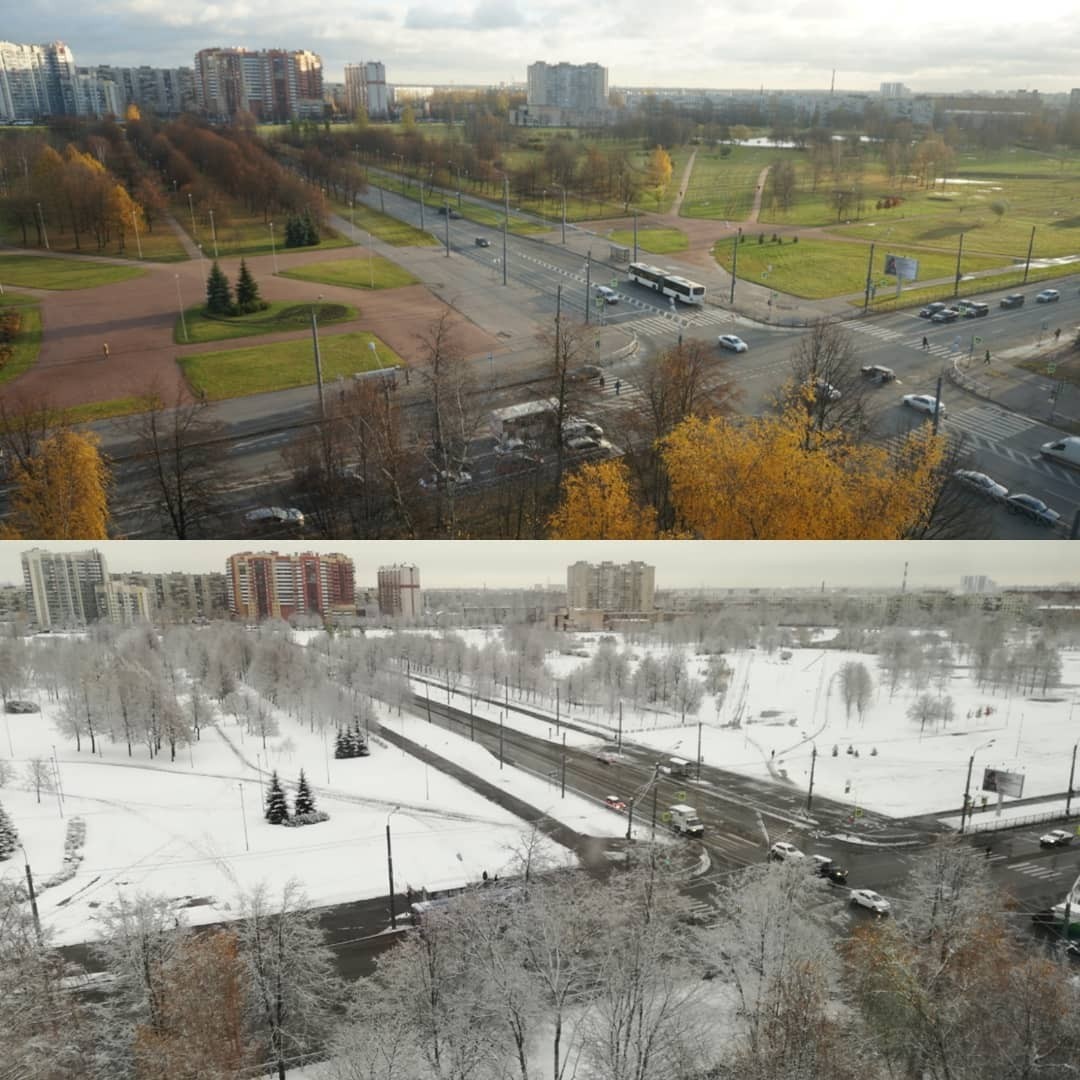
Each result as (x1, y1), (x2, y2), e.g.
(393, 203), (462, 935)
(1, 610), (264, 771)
(982, 767), (1024, 798)
(884, 253), (919, 281)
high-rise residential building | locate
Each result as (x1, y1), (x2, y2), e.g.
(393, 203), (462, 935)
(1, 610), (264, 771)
(879, 82), (912, 98)
(96, 581), (153, 625)
(526, 61), (607, 112)
(566, 561), (655, 613)
(93, 64), (196, 116)
(377, 564), (422, 618)
(22, 548), (109, 629)
(0, 40), (80, 121)
(116, 571), (228, 620)
(344, 61), (389, 118)
(226, 552), (354, 621)
(194, 47), (323, 121)
(961, 575), (997, 595)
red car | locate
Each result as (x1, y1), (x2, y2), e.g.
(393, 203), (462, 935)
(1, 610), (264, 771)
(604, 795), (627, 812)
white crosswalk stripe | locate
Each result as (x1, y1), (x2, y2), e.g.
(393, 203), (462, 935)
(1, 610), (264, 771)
(947, 404), (1036, 443)
(1008, 861), (1064, 880)
(685, 898), (719, 923)
(849, 322), (903, 342)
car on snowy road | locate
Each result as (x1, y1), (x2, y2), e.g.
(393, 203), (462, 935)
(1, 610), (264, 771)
(604, 795), (627, 812)
(1039, 828), (1074, 848)
(850, 889), (891, 915)
(768, 841), (804, 862)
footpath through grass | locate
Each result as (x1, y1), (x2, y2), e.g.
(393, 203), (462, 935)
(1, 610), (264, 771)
(680, 146), (779, 221)
(280, 256), (418, 291)
(713, 235), (1005, 300)
(0, 254), (145, 290)
(179, 330), (402, 401)
(0, 292), (42, 385)
(175, 299), (358, 345)
(607, 227), (687, 255)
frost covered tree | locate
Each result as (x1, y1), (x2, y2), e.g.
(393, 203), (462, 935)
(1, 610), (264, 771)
(294, 769), (316, 816)
(26, 757), (53, 803)
(265, 770), (290, 824)
(839, 661), (873, 722)
(238, 880), (343, 1080)
(0, 798), (18, 858)
(0, 635), (28, 705)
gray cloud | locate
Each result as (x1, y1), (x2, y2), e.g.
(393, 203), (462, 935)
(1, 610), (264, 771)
(405, 1), (524, 32)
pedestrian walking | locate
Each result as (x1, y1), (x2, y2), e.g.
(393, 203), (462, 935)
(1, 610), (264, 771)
(984, 348), (991, 366)
(922, 336), (929, 350)
(1054, 327), (1061, 342)
(615, 378), (621, 396)
(102, 342), (110, 360)
(985, 846), (992, 859)
(599, 373), (605, 389)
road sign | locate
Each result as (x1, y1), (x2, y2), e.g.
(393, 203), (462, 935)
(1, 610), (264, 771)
(611, 278), (618, 288)
(1048, 362), (1057, 374)
(973, 336), (983, 345)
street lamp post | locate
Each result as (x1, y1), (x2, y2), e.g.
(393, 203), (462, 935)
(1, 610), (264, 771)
(959, 738), (995, 834)
(386, 805), (402, 929)
(311, 295), (326, 418)
(560, 185), (567, 244)
(130, 208), (143, 259)
(208, 208), (218, 258)
(1066, 739), (1078, 819)
(18, 844), (41, 942)
(187, 191), (196, 235)
(174, 274), (189, 343)
(36, 202), (49, 250)
(268, 222), (278, 274)
(367, 232), (374, 289)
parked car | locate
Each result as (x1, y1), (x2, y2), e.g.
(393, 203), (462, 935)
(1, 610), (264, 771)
(565, 434), (602, 452)
(953, 470), (1008, 500)
(475, 236), (491, 247)
(4, 700), (39, 714)
(1035, 288), (1060, 303)
(768, 841), (804, 862)
(1005, 493), (1061, 527)
(903, 393), (946, 416)
(850, 889), (891, 915)
(1039, 828), (1074, 848)
(813, 378), (842, 401)
(565, 417), (604, 439)
(961, 302), (989, 317)
(245, 506), (305, 526)
(931, 307), (960, 322)
(718, 334), (749, 353)
(999, 293), (1025, 308)
(568, 364), (602, 381)
(604, 795), (627, 812)
(861, 364), (896, 384)
(811, 855), (849, 884)
(594, 285), (619, 304)
(919, 302), (948, 318)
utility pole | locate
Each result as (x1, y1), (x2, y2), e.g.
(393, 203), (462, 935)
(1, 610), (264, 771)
(310, 304), (326, 419)
(1023, 225), (1036, 284)
(585, 250), (592, 324)
(561, 185), (567, 244)
(419, 178), (425, 232)
(729, 230), (738, 304)
(863, 242), (875, 313)
(556, 685), (560, 735)
(696, 721), (703, 781)
(239, 784), (250, 852)
(561, 733), (567, 798)
(652, 780), (658, 839)
(633, 211), (638, 263)
(1067, 741), (1078, 818)
(932, 372), (944, 436)
(625, 798), (634, 843)
(960, 752), (978, 834)
(21, 852), (41, 943)
(425, 681), (432, 723)
(953, 232), (964, 297)
(385, 811), (399, 929)
(806, 745), (818, 811)
(444, 204), (450, 257)
(617, 701), (623, 750)
(502, 175), (509, 286)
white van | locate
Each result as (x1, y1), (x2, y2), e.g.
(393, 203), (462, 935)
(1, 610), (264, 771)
(1040, 437), (1080, 469)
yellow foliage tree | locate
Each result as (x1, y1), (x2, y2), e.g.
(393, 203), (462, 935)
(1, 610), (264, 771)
(646, 147), (673, 205)
(548, 459), (658, 539)
(125, 102), (141, 122)
(2, 429), (111, 539)
(661, 407), (945, 539)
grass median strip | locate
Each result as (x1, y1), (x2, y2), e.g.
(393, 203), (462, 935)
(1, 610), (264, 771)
(0, 254), (145, 290)
(175, 299), (358, 344)
(179, 330), (402, 401)
(279, 257), (417, 291)
(607, 227), (688, 254)
(331, 199), (439, 246)
(0, 294), (42, 385)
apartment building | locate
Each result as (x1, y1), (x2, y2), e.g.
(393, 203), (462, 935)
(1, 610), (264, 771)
(344, 61), (389, 118)
(527, 61), (607, 111)
(93, 64), (196, 115)
(377, 564), (422, 619)
(21, 548), (109, 629)
(566, 561), (655, 613)
(96, 581), (153, 625)
(117, 571), (228, 620)
(226, 552), (354, 621)
(194, 47), (323, 121)
(0, 40), (79, 121)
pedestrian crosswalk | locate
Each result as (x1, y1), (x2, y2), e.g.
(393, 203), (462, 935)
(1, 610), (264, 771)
(849, 321), (903, 343)
(684, 897), (719, 924)
(945, 404), (1035, 443)
(1007, 860), (1064, 881)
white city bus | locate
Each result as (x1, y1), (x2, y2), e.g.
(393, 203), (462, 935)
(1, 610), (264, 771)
(628, 262), (706, 305)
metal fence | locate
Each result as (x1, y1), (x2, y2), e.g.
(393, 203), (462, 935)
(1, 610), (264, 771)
(965, 807), (1079, 833)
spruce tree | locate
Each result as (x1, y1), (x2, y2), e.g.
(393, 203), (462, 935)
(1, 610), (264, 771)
(0, 799), (18, 860)
(264, 770), (289, 825)
(205, 260), (233, 316)
(294, 769), (315, 816)
(353, 720), (368, 755)
(302, 210), (319, 246)
(284, 215), (300, 248)
(333, 728), (348, 759)
(235, 258), (261, 313)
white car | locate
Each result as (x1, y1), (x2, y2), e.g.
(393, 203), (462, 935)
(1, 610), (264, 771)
(1039, 828), (1073, 848)
(419, 470), (472, 489)
(718, 334), (749, 353)
(245, 506), (305, 526)
(903, 393), (946, 416)
(813, 379), (841, 401)
(594, 285), (619, 305)
(953, 470), (1008, 500)
(565, 434), (602, 452)
(768, 841), (804, 862)
(1035, 289), (1060, 303)
(565, 417), (604, 439)
(850, 889), (891, 915)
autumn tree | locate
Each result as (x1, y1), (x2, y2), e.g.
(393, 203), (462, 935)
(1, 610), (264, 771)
(660, 406), (945, 539)
(2, 429), (111, 539)
(645, 147), (673, 207)
(548, 459), (658, 539)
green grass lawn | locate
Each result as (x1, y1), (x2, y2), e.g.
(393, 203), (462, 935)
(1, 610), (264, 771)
(0, 297), (42, 384)
(331, 198), (439, 246)
(0, 254), (145, 290)
(175, 299), (358, 345)
(67, 397), (151, 425)
(179, 330), (402, 400)
(173, 195), (353, 260)
(279, 256), (418, 291)
(607, 227), (688, 254)
(713, 235), (1005, 300)
(680, 146), (781, 221)
(0, 222), (189, 263)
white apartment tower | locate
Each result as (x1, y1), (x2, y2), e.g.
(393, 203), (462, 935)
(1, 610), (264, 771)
(0, 40), (80, 121)
(377, 564), (422, 618)
(566, 561), (655, 613)
(344, 61), (389, 118)
(526, 61), (607, 112)
(21, 548), (109, 629)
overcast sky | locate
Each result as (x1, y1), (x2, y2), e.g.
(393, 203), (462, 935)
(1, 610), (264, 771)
(3, 542), (1078, 590)
(9, 1), (1079, 92)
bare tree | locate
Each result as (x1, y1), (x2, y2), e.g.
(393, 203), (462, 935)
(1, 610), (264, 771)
(25, 757), (53, 803)
(537, 304), (588, 489)
(126, 382), (227, 538)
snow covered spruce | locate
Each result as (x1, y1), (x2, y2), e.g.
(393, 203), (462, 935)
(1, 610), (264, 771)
(264, 769), (329, 827)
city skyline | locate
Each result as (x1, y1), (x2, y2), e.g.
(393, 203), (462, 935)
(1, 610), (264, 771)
(5, 1), (1078, 93)
(1, 541), (1077, 591)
